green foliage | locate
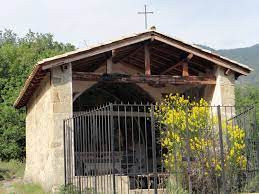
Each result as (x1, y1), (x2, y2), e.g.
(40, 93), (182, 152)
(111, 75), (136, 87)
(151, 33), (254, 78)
(58, 184), (80, 194)
(235, 84), (259, 128)
(58, 184), (94, 194)
(0, 160), (25, 180)
(0, 29), (75, 161)
(155, 94), (248, 193)
(243, 174), (259, 193)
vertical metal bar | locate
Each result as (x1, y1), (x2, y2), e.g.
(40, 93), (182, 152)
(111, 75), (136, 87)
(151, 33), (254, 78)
(117, 105), (123, 193)
(75, 117), (79, 190)
(83, 114), (87, 190)
(144, 105), (149, 175)
(87, 114), (92, 191)
(131, 105), (135, 180)
(105, 107), (109, 194)
(151, 105), (158, 194)
(110, 103), (116, 194)
(82, 116), (85, 190)
(137, 105), (142, 191)
(124, 105), (129, 194)
(185, 107), (192, 194)
(91, 113), (97, 194)
(107, 106), (112, 192)
(97, 110), (101, 193)
(68, 119), (71, 192)
(210, 107), (219, 193)
(63, 120), (67, 186)
(100, 107), (105, 194)
(217, 105), (226, 194)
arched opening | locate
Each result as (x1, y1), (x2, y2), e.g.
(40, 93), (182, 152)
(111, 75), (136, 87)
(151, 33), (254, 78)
(73, 82), (155, 112)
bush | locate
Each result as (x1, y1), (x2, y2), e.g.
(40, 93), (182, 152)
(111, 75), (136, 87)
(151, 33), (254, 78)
(243, 174), (259, 193)
(0, 160), (25, 180)
(154, 94), (248, 193)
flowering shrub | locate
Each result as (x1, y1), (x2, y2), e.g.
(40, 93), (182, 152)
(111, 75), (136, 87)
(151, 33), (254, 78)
(154, 94), (247, 192)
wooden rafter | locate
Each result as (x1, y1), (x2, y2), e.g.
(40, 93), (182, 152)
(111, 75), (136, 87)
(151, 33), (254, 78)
(113, 45), (144, 63)
(225, 68), (231, 76)
(151, 51), (173, 63)
(151, 46), (180, 59)
(72, 72), (216, 85)
(162, 53), (193, 74)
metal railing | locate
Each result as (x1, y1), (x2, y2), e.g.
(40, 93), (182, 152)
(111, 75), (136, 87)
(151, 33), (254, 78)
(63, 103), (258, 194)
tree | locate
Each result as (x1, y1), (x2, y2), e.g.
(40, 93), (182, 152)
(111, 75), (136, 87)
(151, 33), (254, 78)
(0, 29), (75, 161)
(235, 84), (259, 128)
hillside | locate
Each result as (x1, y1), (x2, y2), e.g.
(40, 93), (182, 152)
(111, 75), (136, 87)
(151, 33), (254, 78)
(198, 44), (259, 84)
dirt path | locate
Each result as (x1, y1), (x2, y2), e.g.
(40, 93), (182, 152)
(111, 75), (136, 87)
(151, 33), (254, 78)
(0, 177), (23, 194)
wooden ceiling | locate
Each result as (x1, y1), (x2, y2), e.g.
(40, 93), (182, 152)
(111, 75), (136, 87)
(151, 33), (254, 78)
(72, 40), (215, 76)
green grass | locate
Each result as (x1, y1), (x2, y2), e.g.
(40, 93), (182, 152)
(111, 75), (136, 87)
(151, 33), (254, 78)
(243, 174), (259, 193)
(12, 182), (47, 194)
(0, 160), (25, 180)
(166, 177), (188, 194)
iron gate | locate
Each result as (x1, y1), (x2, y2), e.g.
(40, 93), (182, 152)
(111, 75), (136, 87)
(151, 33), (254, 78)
(63, 104), (258, 194)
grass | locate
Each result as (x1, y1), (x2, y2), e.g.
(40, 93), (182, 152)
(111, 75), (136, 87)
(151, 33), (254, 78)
(12, 182), (47, 194)
(0, 160), (25, 180)
(0, 160), (47, 193)
(166, 177), (188, 194)
(243, 174), (259, 193)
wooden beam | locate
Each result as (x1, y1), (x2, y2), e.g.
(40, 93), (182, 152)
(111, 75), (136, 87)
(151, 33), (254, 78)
(72, 72), (216, 85)
(144, 43), (151, 76)
(154, 35), (251, 75)
(182, 62), (189, 76)
(162, 53), (193, 74)
(106, 58), (113, 73)
(113, 45), (143, 63)
(224, 68), (231, 76)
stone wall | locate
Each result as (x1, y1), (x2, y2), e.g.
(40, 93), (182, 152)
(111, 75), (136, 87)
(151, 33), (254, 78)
(25, 74), (54, 189)
(25, 64), (73, 191)
(50, 64), (73, 188)
(210, 67), (235, 106)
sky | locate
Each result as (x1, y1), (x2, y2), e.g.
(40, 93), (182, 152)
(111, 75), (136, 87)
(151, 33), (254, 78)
(0, 0), (258, 49)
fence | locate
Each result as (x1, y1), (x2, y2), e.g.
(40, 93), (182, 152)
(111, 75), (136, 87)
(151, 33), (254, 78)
(63, 103), (258, 194)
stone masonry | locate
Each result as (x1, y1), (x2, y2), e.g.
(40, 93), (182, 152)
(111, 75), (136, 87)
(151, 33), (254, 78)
(24, 64), (73, 191)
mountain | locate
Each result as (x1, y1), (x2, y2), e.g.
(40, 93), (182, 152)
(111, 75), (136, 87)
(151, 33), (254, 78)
(197, 44), (259, 84)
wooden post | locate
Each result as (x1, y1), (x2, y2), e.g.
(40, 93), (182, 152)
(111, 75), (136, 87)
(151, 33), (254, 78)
(107, 50), (115, 74)
(144, 43), (151, 76)
(182, 62), (189, 76)
(107, 58), (112, 74)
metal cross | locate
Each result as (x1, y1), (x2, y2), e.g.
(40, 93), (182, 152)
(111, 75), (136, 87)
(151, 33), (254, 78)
(138, 5), (154, 29)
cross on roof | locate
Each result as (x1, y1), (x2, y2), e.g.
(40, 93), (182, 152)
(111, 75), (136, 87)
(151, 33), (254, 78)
(138, 5), (154, 29)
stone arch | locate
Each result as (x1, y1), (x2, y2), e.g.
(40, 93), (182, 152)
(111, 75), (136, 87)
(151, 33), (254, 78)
(73, 82), (155, 111)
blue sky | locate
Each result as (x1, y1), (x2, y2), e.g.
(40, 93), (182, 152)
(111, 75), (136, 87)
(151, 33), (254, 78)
(0, 0), (258, 49)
